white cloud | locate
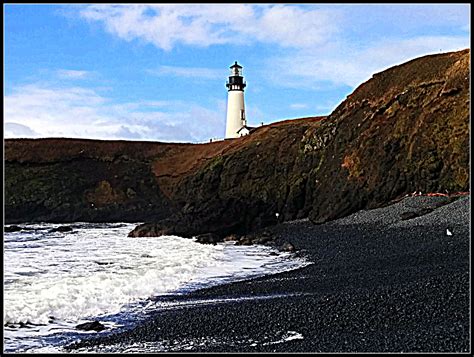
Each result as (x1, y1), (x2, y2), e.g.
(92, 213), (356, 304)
(147, 65), (224, 80)
(78, 4), (339, 51)
(4, 123), (39, 138)
(243, 5), (339, 48)
(57, 69), (91, 79)
(79, 4), (243, 50)
(268, 35), (470, 89)
(290, 103), (309, 110)
(4, 82), (226, 142)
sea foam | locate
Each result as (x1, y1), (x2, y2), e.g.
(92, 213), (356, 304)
(4, 222), (309, 352)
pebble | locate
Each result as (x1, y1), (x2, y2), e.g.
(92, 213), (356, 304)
(66, 196), (470, 353)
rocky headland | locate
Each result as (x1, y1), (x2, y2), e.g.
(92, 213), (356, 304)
(5, 49), (470, 241)
(5, 48), (470, 354)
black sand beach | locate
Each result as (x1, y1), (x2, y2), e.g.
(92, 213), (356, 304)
(68, 195), (470, 353)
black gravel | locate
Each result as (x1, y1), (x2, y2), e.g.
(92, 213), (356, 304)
(66, 195), (470, 353)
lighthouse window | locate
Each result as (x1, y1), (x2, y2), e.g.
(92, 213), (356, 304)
(231, 67), (242, 76)
(230, 67), (242, 76)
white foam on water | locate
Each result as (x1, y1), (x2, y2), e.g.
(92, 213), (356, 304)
(4, 222), (310, 352)
(261, 330), (304, 345)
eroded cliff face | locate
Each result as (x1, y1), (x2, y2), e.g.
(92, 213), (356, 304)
(159, 118), (325, 237)
(5, 49), (470, 237)
(5, 142), (175, 223)
(304, 48), (470, 223)
(129, 49), (469, 237)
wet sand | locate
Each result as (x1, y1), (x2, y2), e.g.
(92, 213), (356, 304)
(67, 195), (470, 352)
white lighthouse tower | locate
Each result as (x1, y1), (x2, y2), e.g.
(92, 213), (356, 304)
(225, 61), (247, 139)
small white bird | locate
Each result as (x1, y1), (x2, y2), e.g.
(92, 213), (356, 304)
(446, 229), (453, 236)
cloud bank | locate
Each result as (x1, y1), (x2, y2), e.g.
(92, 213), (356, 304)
(79, 4), (339, 51)
(4, 82), (225, 142)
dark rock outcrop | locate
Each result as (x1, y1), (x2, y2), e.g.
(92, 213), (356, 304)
(50, 226), (74, 233)
(280, 242), (296, 252)
(76, 321), (106, 332)
(223, 234), (240, 242)
(195, 233), (222, 245)
(4, 225), (24, 232)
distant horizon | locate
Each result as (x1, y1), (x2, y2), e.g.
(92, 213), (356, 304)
(5, 4), (470, 142)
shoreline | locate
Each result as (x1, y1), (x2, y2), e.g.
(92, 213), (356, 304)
(66, 195), (470, 352)
(3, 223), (309, 353)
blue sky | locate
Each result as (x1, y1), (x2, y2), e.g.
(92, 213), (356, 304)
(4, 4), (470, 142)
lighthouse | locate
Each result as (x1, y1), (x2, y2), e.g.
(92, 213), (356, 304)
(225, 61), (247, 139)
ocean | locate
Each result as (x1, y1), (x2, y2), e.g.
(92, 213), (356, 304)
(4, 222), (310, 352)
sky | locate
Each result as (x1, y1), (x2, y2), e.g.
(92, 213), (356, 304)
(4, 3), (470, 143)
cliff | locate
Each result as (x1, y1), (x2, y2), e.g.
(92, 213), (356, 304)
(305, 48), (470, 223)
(129, 49), (470, 237)
(5, 49), (470, 237)
(5, 118), (321, 225)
